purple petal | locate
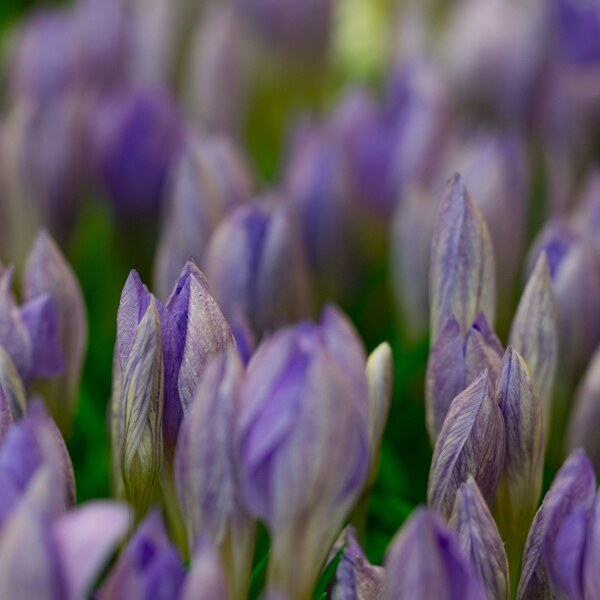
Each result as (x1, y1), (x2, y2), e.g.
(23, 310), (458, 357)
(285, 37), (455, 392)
(583, 492), (600, 599)
(463, 313), (503, 388)
(428, 371), (505, 520)
(0, 345), (27, 422)
(180, 537), (229, 600)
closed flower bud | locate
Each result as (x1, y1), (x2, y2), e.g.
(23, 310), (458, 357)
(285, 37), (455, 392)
(238, 307), (369, 599)
(429, 174), (496, 344)
(493, 348), (544, 578)
(181, 538), (230, 600)
(508, 252), (558, 428)
(205, 198), (312, 339)
(518, 449), (595, 599)
(175, 350), (254, 599)
(100, 511), (185, 600)
(428, 371), (505, 520)
(23, 231), (87, 433)
(154, 135), (253, 300)
(383, 508), (485, 600)
(333, 527), (385, 600)
(450, 477), (509, 600)
(426, 315), (502, 442)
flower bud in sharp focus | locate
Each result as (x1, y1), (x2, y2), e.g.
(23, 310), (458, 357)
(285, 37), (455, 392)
(238, 306), (369, 599)
(382, 508), (485, 600)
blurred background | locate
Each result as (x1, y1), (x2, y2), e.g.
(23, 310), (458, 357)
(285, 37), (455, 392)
(1, 0), (600, 573)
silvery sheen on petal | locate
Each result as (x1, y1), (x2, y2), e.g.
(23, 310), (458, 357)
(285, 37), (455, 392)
(175, 350), (254, 600)
(383, 508), (485, 600)
(180, 537), (230, 600)
(429, 173), (496, 343)
(428, 370), (505, 520)
(238, 311), (369, 599)
(509, 252), (558, 426)
(450, 477), (509, 600)
(517, 449), (595, 599)
(23, 230), (87, 433)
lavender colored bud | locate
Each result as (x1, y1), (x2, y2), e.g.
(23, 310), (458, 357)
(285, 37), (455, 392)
(238, 309), (369, 599)
(429, 174), (496, 344)
(366, 342), (393, 486)
(428, 371), (505, 520)
(175, 350), (254, 599)
(553, 0), (600, 65)
(568, 347), (600, 472)
(383, 508), (485, 600)
(23, 231), (87, 433)
(583, 492), (600, 598)
(91, 86), (182, 220)
(100, 511), (185, 600)
(153, 135), (253, 300)
(116, 293), (164, 516)
(390, 185), (438, 339)
(425, 315), (502, 443)
(205, 198), (312, 339)
(493, 348), (544, 569)
(449, 477), (509, 600)
(333, 527), (385, 600)
(52, 501), (131, 600)
(517, 449), (595, 599)
(509, 252), (558, 427)
(181, 538), (230, 600)
(0, 346), (27, 426)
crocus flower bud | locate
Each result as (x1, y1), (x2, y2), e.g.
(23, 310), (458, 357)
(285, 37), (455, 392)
(115, 292), (164, 516)
(205, 198), (312, 340)
(449, 477), (509, 600)
(366, 342), (393, 486)
(583, 492), (600, 598)
(429, 174), (496, 344)
(238, 306), (369, 599)
(493, 348), (544, 576)
(567, 347), (600, 471)
(383, 508), (485, 600)
(425, 314), (502, 442)
(153, 135), (253, 300)
(181, 538), (230, 600)
(91, 86), (182, 220)
(517, 449), (595, 599)
(23, 231), (87, 433)
(175, 350), (254, 599)
(100, 511), (185, 600)
(428, 371), (505, 520)
(508, 252), (558, 427)
(333, 527), (385, 600)
(0, 346), (27, 428)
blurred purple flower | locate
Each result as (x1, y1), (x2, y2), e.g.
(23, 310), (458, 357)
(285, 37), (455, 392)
(180, 537), (230, 600)
(552, 0), (600, 65)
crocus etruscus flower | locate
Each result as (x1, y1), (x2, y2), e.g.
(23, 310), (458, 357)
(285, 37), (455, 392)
(517, 449), (595, 599)
(23, 231), (87, 433)
(428, 370), (505, 520)
(382, 508), (485, 600)
(429, 173), (496, 344)
(175, 349), (254, 599)
(238, 306), (369, 599)
(449, 477), (509, 600)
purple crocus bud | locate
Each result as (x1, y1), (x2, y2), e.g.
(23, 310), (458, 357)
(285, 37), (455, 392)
(175, 350), (254, 599)
(238, 307), (369, 599)
(567, 347), (600, 471)
(382, 508), (485, 600)
(366, 342), (393, 486)
(333, 527), (385, 600)
(234, 0), (334, 62)
(390, 185), (438, 339)
(583, 492), (600, 598)
(425, 314), (503, 442)
(494, 348), (544, 576)
(428, 371), (505, 520)
(100, 511), (185, 600)
(552, 0), (600, 65)
(91, 86), (182, 220)
(509, 253), (558, 429)
(153, 134), (253, 300)
(429, 174), (496, 344)
(517, 449), (595, 599)
(449, 477), (509, 600)
(205, 197), (312, 340)
(0, 346), (27, 426)
(114, 290), (164, 516)
(181, 538), (230, 600)
(23, 231), (87, 433)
